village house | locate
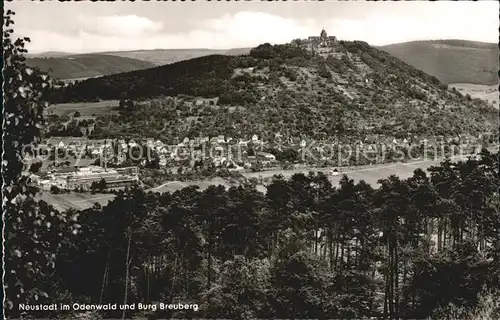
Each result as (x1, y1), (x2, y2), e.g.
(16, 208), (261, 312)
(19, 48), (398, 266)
(238, 140), (250, 147)
(158, 146), (169, 155)
(159, 155), (167, 167)
(216, 135), (226, 144)
(155, 139), (165, 148)
(193, 96), (219, 106)
(256, 151), (276, 162)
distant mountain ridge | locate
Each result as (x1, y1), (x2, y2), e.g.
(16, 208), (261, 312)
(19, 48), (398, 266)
(98, 48), (252, 66)
(26, 51), (72, 58)
(379, 40), (498, 85)
(26, 54), (155, 80)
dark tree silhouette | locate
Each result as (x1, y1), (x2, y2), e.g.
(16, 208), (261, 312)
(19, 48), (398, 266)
(2, 10), (79, 317)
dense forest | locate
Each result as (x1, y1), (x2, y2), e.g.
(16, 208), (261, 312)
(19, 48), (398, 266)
(6, 149), (500, 319)
(49, 54), (252, 103)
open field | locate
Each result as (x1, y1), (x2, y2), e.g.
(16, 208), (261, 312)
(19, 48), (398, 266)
(243, 153), (475, 185)
(151, 177), (232, 194)
(47, 100), (121, 117)
(450, 83), (499, 108)
(61, 76), (102, 84)
(37, 192), (115, 212)
(38, 152), (486, 211)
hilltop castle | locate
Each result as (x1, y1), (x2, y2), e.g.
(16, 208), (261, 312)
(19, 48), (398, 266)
(300, 28), (338, 52)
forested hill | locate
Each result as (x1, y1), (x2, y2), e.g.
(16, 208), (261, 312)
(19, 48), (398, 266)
(26, 54), (155, 80)
(53, 54), (239, 100)
(50, 40), (498, 140)
(379, 40), (498, 85)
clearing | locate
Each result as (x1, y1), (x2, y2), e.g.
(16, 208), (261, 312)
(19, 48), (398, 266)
(450, 83), (498, 108)
(47, 100), (121, 117)
(37, 192), (115, 212)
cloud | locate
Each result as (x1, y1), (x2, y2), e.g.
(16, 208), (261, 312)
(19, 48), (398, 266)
(204, 11), (317, 46)
(22, 7), (498, 54)
(327, 10), (498, 46)
(25, 11), (315, 53)
(77, 14), (164, 37)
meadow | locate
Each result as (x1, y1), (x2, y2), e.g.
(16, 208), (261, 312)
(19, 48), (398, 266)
(451, 83), (499, 108)
(36, 191), (115, 212)
(46, 100), (121, 117)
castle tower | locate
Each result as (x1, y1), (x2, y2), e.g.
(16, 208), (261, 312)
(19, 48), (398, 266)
(320, 28), (327, 39)
(320, 28), (329, 47)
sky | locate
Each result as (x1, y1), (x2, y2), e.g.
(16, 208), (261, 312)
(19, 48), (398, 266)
(8, 1), (499, 54)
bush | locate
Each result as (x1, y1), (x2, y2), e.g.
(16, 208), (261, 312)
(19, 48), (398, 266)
(251, 161), (263, 172)
(50, 185), (61, 194)
(29, 162), (43, 173)
(432, 290), (500, 320)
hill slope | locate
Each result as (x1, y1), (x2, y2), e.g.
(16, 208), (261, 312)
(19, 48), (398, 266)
(379, 40), (498, 85)
(100, 48), (252, 66)
(26, 54), (155, 80)
(51, 40), (498, 142)
(26, 51), (72, 58)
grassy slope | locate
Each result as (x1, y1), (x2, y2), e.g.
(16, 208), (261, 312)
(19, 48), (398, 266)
(379, 40), (498, 85)
(26, 54), (155, 80)
(47, 100), (121, 117)
(450, 83), (499, 109)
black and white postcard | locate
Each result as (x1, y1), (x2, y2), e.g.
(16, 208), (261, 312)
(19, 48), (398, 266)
(2, 1), (499, 319)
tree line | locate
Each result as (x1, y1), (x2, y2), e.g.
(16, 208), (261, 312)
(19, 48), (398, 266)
(7, 149), (500, 319)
